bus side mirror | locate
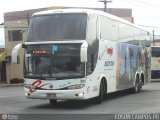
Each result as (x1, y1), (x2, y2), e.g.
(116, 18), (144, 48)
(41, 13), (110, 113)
(80, 41), (88, 62)
(11, 43), (22, 64)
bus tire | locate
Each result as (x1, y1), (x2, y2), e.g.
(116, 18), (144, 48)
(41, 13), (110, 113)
(49, 99), (57, 105)
(132, 77), (141, 93)
(95, 81), (104, 104)
(138, 77), (143, 92)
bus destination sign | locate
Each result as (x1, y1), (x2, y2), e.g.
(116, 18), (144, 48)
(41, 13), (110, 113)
(32, 50), (48, 54)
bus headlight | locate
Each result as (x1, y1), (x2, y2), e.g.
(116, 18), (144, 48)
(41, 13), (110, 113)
(67, 84), (85, 90)
(24, 84), (36, 89)
(24, 84), (31, 89)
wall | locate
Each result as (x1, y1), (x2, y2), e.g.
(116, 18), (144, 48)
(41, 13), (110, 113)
(5, 20), (27, 83)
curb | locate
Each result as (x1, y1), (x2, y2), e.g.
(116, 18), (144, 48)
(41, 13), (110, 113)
(0, 83), (24, 87)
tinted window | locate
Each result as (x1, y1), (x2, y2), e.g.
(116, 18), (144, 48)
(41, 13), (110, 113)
(152, 47), (160, 57)
(8, 30), (22, 41)
(24, 44), (85, 79)
(28, 13), (87, 41)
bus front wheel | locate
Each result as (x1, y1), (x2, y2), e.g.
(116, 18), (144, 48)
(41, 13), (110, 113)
(95, 81), (104, 104)
(49, 99), (57, 105)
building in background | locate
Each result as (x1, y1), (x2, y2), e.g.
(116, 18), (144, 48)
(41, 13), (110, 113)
(0, 48), (6, 83)
(4, 6), (134, 83)
(152, 39), (160, 46)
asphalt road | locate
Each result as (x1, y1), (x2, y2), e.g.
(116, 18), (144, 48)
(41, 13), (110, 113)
(0, 82), (160, 120)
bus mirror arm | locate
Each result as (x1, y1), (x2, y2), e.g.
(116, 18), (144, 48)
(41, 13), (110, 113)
(80, 41), (88, 63)
(22, 44), (26, 48)
(11, 43), (22, 64)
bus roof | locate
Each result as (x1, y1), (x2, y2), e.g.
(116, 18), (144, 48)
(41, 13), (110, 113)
(33, 8), (150, 34)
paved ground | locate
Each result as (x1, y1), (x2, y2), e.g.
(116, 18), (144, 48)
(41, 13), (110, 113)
(0, 82), (160, 120)
(0, 83), (23, 87)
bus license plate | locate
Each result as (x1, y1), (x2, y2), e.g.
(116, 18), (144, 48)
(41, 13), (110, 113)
(46, 93), (56, 98)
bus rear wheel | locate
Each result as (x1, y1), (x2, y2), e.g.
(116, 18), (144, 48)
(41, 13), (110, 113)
(132, 77), (142, 93)
(138, 78), (143, 92)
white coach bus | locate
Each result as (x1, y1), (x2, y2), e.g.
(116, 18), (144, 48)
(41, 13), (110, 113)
(12, 9), (151, 104)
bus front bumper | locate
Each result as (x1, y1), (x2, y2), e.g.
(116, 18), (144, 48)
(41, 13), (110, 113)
(24, 88), (88, 100)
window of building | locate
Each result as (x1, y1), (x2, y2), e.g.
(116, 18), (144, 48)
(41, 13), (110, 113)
(8, 30), (22, 41)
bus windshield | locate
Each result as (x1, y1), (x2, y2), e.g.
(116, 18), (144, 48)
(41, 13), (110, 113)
(27, 13), (87, 41)
(24, 44), (85, 80)
(152, 47), (160, 57)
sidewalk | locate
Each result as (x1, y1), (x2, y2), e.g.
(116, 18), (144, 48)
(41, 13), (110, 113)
(0, 82), (24, 87)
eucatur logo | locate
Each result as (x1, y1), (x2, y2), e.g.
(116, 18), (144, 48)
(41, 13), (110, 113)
(29, 80), (52, 93)
(107, 47), (113, 56)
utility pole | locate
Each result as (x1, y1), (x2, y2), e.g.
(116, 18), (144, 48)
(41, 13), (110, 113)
(98, 0), (112, 12)
(27, 13), (30, 27)
(153, 29), (155, 46)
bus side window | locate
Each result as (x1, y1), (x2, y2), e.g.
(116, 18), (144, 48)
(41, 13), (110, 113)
(87, 53), (95, 75)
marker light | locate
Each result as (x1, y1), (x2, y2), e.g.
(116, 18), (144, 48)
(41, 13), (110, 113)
(78, 93), (84, 97)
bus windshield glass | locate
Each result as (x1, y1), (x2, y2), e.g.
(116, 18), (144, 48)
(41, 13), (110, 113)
(152, 47), (160, 57)
(27, 13), (87, 41)
(24, 44), (85, 79)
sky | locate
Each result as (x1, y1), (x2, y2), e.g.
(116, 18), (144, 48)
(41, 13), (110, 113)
(0, 0), (160, 45)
